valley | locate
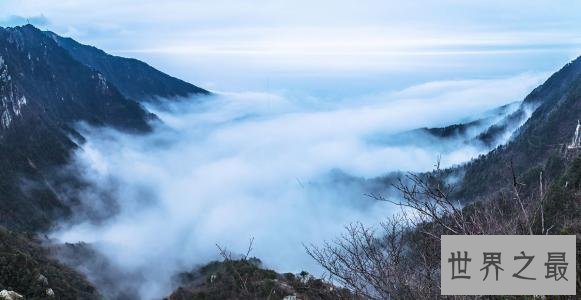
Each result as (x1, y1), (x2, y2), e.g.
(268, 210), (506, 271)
(0, 18), (579, 299)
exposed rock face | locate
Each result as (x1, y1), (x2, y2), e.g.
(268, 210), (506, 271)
(46, 288), (55, 297)
(37, 273), (48, 286)
(0, 290), (23, 300)
(0, 55), (27, 130)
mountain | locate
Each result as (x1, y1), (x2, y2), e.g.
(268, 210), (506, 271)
(456, 56), (581, 201)
(0, 25), (154, 132)
(0, 24), (213, 298)
(423, 102), (521, 142)
(45, 31), (210, 102)
(369, 102), (523, 154)
(0, 24), (162, 231)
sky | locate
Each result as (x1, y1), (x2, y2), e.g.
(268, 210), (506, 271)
(1, 0), (580, 96)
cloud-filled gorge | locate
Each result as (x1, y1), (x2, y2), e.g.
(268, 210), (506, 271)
(50, 73), (545, 299)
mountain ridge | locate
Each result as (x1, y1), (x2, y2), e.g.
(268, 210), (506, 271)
(0, 24), (209, 232)
(45, 30), (210, 102)
(455, 56), (581, 201)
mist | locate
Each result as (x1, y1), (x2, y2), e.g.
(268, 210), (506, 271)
(50, 73), (544, 299)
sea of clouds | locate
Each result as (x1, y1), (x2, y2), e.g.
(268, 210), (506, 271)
(50, 73), (545, 299)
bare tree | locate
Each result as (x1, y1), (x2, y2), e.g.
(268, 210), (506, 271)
(307, 160), (549, 298)
(307, 216), (415, 299)
(215, 237), (255, 296)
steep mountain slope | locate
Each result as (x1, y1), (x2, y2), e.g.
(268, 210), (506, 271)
(456, 56), (581, 201)
(45, 31), (210, 102)
(0, 24), (212, 298)
(0, 25), (154, 231)
(0, 226), (99, 299)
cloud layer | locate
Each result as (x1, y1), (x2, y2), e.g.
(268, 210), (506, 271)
(50, 73), (544, 298)
(1, 0), (579, 92)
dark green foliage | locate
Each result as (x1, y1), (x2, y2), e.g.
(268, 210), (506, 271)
(543, 154), (581, 234)
(544, 153), (567, 180)
(167, 258), (353, 300)
(456, 56), (581, 202)
(476, 107), (528, 147)
(0, 227), (99, 299)
(424, 119), (484, 138)
(169, 258), (281, 299)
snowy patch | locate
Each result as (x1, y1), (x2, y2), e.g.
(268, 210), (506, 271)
(13, 96), (27, 116)
(1, 110), (12, 129)
(0, 58), (26, 127)
(97, 73), (108, 91)
(0, 60), (9, 83)
(0, 289), (23, 300)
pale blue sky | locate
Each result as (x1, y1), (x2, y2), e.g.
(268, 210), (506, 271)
(1, 0), (581, 96)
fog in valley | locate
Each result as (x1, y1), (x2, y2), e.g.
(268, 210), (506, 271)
(49, 73), (545, 298)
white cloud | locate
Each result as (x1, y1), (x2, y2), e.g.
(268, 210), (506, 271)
(1, 0), (580, 92)
(50, 73), (544, 298)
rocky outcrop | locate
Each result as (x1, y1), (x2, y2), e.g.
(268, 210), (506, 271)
(0, 227), (99, 299)
(0, 290), (23, 300)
